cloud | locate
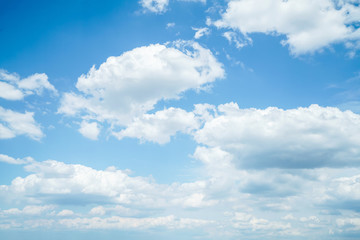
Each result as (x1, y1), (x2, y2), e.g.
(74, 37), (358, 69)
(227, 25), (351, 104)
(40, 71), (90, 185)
(213, 0), (360, 55)
(194, 103), (360, 169)
(0, 106), (44, 140)
(140, 0), (206, 13)
(113, 107), (200, 144)
(0, 158), (214, 210)
(166, 22), (175, 28)
(223, 31), (251, 49)
(57, 210), (74, 217)
(58, 215), (212, 230)
(1, 205), (55, 216)
(59, 41), (224, 139)
(192, 27), (210, 39)
(0, 69), (56, 100)
(78, 121), (100, 140)
(0, 154), (34, 165)
(140, 0), (169, 13)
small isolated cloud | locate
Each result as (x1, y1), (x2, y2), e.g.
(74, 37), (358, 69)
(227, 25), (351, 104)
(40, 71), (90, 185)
(140, 0), (169, 13)
(0, 69), (56, 101)
(78, 121), (100, 140)
(223, 31), (252, 49)
(58, 41), (224, 140)
(213, 0), (360, 55)
(0, 106), (44, 140)
(0, 154), (34, 165)
(192, 27), (210, 39)
(166, 22), (175, 28)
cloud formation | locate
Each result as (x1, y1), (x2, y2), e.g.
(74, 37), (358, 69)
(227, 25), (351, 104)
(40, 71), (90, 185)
(0, 106), (44, 140)
(0, 69), (56, 100)
(194, 103), (360, 169)
(214, 0), (360, 55)
(58, 41), (224, 139)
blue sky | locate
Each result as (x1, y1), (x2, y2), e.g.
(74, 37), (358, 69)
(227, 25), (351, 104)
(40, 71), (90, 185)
(1, 0), (360, 239)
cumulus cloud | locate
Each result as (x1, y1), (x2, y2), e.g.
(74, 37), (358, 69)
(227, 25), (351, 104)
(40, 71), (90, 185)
(78, 121), (100, 140)
(0, 69), (56, 100)
(0, 106), (44, 140)
(1, 205), (55, 216)
(0, 154), (34, 165)
(0, 158), (216, 210)
(194, 103), (360, 169)
(58, 41), (224, 140)
(113, 107), (200, 144)
(213, 0), (360, 55)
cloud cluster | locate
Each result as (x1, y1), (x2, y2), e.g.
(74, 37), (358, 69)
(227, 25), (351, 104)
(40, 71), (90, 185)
(214, 0), (360, 55)
(0, 69), (56, 100)
(1, 153), (360, 238)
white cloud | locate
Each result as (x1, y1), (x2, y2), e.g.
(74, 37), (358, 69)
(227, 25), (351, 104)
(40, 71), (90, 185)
(58, 215), (211, 230)
(232, 212), (291, 231)
(59, 41), (224, 139)
(57, 209), (74, 217)
(1, 205), (55, 216)
(214, 0), (360, 55)
(337, 217), (360, 231)
(223, 31), (251, 49)
(113, 107), (200, 144)
(0, 154), (34, 165)
(140, 0), (206, 13)
(1, 159), (213, 210)
(78, 121), (100, 140)
(0, 106), (44, 140)
(192, 27), (210, 39)
(166, 22), (175, 28)
(0, 69), (56, 100)
(194, 103), (360, 169)
(140, 0), (169, 13)
(17, 73), (56, 95)
(0, 81), (24, 100)
(89, 205), (139, 217)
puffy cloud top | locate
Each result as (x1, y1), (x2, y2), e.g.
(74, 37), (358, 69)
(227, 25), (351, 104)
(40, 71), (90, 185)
(214, 0), (360, 55)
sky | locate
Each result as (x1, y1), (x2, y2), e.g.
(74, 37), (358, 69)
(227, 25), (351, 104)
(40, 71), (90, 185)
(1, 0), (360, 239)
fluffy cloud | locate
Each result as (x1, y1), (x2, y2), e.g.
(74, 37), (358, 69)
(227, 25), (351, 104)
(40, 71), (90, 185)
(1, 154), (360, 237)
(0, 158), (215, 210)
(192, 27), (210, 39)
(78, 121), (100, 140)
(113, 107), (200, 144)
(1, 205), (55, 216)
(0, 106), (44, 140)
(0, 69), (56, 100)
(194, 103), (360, 169)
(214, 0), (360, 55)
(0, 154), (34, 165)
(58, 41), (224, 139)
